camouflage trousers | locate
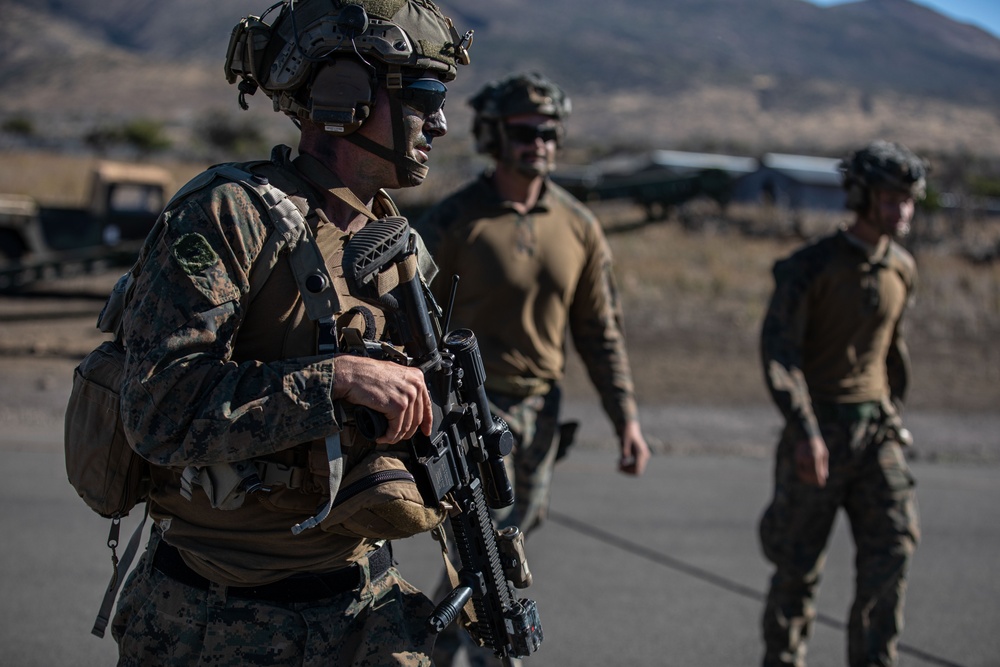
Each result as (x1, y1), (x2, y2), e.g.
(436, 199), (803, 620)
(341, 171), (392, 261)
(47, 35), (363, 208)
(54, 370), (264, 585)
(758, 402), (920, 667)
(489, 384), (562, 536)
(112, 531), (436, 667)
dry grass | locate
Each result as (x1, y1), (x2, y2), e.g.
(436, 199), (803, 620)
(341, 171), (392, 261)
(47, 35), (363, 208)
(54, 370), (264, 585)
(578, 86), (1000, 158)
(577, 198), (1000, 412)
(3, 150), (997, 413)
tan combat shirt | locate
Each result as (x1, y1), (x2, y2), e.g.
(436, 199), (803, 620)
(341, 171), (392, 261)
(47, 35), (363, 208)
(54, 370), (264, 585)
(416, 174), (637, 433)
(760, 228), (916, 440)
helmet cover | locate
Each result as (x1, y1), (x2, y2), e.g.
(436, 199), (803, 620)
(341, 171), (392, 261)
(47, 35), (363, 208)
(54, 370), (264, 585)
(470, 71), (571, 122)
(225, 0), (472, 121)
(840, 140), (928, 210)
(469, 71), (571, 155)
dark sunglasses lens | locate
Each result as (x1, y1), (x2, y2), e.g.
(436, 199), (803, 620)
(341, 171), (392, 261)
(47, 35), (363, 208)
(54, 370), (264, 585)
(505, 125), (558, 144)
(400, 79), (447, 115)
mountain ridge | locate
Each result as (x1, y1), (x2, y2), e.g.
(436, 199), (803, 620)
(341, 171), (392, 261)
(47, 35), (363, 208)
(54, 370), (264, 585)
(2, 0), (1000, 158)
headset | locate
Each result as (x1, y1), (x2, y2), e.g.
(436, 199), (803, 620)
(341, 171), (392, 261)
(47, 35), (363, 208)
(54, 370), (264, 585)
(226, 1), (458, 135)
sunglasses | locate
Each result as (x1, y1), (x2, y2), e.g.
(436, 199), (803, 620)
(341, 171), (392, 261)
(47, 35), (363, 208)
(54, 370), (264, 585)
(396, 78), (447, 116)
(503, 124), (560, 144)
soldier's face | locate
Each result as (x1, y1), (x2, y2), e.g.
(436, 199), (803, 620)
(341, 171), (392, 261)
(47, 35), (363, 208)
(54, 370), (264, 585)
(499, 112), (559, 178)
(397, 77), (449, 185)
(868, 188), (915, 238)
(355, 78), (449, 189)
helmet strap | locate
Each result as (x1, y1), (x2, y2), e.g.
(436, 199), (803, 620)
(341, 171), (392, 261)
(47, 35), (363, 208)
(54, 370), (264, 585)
(344, 92), (428, 187)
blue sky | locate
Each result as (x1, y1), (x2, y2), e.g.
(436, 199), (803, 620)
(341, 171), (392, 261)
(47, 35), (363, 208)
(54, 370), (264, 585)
(808, 0), (1000, 38)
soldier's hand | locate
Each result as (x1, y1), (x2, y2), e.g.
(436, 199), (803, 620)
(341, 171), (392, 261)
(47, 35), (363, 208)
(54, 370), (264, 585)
(332, 355), (433, 444)
(795, 436), (829, 487)
(618, 420), (650, 476)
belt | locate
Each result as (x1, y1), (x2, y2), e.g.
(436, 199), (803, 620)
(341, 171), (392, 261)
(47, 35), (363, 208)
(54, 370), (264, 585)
(813, 401), (880, 424)
(152, 540), (393, 603)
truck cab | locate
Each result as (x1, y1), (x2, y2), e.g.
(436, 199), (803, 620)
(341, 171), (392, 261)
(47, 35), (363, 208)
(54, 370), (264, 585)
(0, 161), (173, 290)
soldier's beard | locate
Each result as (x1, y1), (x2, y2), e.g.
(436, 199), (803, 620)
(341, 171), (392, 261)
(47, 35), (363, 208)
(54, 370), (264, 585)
(871, 203), (912, 239)
(504, 153), (554, 179)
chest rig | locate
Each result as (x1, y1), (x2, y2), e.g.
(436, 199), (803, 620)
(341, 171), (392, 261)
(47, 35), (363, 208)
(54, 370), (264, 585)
(176, 147), (424, 534)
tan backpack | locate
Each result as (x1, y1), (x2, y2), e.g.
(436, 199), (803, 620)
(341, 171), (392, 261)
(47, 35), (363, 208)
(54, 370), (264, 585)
(64, 161), (319, 637)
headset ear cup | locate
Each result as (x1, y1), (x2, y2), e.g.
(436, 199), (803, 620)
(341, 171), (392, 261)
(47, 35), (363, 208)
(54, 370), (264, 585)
(308, 60), (375, 135)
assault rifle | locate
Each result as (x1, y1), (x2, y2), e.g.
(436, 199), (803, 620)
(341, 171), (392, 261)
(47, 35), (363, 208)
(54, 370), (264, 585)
(341, 217), (543, 665)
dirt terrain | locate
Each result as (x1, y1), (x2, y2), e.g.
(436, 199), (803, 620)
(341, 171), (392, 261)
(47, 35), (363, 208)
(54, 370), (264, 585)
(1, 204), (997, 463)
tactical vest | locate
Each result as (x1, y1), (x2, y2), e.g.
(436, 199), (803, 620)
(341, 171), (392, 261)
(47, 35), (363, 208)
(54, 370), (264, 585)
(175, 146), (410, 523)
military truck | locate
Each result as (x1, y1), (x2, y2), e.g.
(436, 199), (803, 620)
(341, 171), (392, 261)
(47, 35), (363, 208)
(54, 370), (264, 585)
(0, 162), (172, 290)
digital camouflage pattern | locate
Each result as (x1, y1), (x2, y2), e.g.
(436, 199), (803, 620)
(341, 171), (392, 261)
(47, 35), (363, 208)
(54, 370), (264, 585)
(415, 174), (638, 434)
(120, 147), (402, 586)
(489, 385), (562, 535)
(759, 228), (920, 667)
(113, 2), (470, 662)
(114, 147), (440, 664)
(759, 404), (919, 667)
(113, 533), (436, 666)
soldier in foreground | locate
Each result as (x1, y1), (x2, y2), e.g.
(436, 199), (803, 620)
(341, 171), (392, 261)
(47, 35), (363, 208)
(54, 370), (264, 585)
(416, 71), (651, 536)
(111, 1), (476, 664)
(758, 141), (925, 667)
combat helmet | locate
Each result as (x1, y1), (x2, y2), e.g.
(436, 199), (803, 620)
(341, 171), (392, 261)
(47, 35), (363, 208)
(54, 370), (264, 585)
(469, 71), (572, 156)
(225, 0), (473, 185)
(840, 140), (928, 211)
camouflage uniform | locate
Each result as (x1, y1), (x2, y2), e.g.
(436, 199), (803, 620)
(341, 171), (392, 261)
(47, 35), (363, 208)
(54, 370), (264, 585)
(112, 148), (438, 665)
(759, 229), (920, 667)
(416, 174), (638, 534)
(113, 529), (435, 667)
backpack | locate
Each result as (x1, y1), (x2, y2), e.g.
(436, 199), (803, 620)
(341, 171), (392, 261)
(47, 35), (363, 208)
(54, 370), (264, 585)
(64, 162), (319, 637)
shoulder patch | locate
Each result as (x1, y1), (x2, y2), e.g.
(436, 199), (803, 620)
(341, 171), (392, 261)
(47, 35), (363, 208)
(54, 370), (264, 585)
(172, 233), (218, 275)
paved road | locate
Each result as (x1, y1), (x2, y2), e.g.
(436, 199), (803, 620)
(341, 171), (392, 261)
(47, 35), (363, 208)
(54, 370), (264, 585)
(2, 436), (997, 666)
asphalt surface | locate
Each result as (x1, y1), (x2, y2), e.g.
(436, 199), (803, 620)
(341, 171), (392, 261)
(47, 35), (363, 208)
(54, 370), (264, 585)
(2, 416), (998, 667)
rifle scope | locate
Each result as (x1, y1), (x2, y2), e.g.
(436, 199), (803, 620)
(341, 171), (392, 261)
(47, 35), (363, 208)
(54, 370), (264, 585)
(444, 328), (515, 509)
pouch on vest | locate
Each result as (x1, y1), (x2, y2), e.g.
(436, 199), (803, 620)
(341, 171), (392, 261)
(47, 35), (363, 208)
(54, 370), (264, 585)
(64, 270), (151, 639)
(320, 449), (446, 540)
(65, 339), (151, 518)
(66, 263), (150, 520)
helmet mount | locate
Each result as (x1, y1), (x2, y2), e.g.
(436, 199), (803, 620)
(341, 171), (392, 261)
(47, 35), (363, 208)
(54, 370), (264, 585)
(224, 0), (471, 186)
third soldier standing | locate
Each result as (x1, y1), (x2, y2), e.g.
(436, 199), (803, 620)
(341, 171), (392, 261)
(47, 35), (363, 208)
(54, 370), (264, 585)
(758, 140), (926, 667)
